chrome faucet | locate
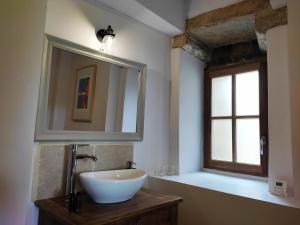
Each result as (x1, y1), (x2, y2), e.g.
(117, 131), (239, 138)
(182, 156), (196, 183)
(66, 144), (98, 198)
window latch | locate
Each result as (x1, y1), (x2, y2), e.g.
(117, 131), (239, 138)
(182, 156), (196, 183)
(260, 136), (267, 155)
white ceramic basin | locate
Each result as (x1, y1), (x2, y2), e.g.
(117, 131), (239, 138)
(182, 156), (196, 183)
(80, 169), (147, 203)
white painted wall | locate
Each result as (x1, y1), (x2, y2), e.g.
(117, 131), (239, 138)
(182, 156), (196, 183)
(0, 1), (46, 225)
(287, 0), (300, 200)
(179, 50), (205, 174)
(266, 25), (294, 196)
(45, 0), (171, 176)
(170, 49), (205, 174)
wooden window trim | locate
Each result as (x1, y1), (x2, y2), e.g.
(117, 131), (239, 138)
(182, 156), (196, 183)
(204, 59), (268, 177)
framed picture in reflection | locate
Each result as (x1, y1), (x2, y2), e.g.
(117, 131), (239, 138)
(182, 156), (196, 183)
(72, 64), (97, 122)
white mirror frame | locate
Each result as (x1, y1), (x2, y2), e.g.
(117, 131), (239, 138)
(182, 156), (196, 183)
(35, 35), (147, 143)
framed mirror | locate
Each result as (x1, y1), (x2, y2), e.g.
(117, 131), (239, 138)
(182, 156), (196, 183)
(35, 35), (146, 142)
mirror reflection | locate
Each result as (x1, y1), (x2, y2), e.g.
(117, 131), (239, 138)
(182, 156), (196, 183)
(47, 47), (139, 133)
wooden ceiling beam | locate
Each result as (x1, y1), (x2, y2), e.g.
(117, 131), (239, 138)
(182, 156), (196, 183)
(187, 0), (259, 31)
(187, 0), (285, 32)
(172, 33), (189, 48)
(255, 5), (287, 33)
(173, 0), (287, 60)
(172, 33), (211, 62)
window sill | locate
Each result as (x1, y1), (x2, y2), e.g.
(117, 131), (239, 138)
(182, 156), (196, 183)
(151, 171), (300, 209)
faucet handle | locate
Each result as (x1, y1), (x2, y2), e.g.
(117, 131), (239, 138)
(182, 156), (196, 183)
(128, 161), (136, 169)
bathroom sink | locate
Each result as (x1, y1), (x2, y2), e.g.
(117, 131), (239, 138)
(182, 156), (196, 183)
(80, 169), (147, 203)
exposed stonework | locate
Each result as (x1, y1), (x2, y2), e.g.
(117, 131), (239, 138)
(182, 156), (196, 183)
(174, 0), (287, 58)
(256, 31), (267, 51)
(190, 14), (256, 48)
(172, 33), (211, 62)
(208, 40), (266, 67)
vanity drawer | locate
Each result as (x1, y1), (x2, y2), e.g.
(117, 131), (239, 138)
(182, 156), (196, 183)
(114, 206), (175, 225)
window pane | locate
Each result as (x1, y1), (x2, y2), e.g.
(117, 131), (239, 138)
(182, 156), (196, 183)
(236, 71), (259, 116)
(211, 119), (232, 162)
(212, 76), (232, 116)
(236, 119), (260, 165)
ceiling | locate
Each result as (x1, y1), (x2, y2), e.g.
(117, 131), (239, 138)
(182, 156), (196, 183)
(92, 0), (287, 48)
(94, 0), (185, 35)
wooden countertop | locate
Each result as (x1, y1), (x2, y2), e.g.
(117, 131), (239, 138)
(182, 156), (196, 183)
(35, 188), (182, 225)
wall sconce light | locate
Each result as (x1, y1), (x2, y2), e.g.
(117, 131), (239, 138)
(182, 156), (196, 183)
(96, 25), (116, 51)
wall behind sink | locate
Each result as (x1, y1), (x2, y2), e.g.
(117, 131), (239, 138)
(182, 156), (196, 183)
(45, 0), (171, 176)
(32, 144), (133, 200)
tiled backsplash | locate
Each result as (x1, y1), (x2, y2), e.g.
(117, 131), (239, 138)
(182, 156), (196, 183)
(32, 144), (133, 200)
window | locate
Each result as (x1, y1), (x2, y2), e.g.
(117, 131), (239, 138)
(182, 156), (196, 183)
(204, 61), (268, 176)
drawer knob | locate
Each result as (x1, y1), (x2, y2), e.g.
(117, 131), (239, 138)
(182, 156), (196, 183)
(136, 218), (143, 225)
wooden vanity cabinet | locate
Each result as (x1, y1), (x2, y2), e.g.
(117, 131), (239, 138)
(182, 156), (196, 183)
(35, 189), (182, 225)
